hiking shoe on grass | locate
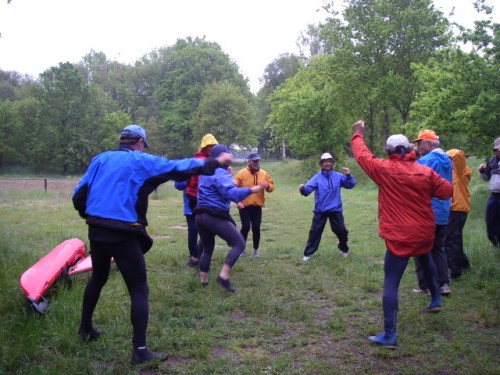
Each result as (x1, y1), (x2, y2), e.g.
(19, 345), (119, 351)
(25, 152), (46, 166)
(368, 331), (397, 349)
(412, 288), (430, 295)
(185, 257), (199, 268)
(216, 276), (236, 293)
(78, 326), (101, 342)
(440, 283), (451, 296)
(339, 251), (349, 258)
(131, 347), (168, 365)
(253, 250), (261, 258)
(424, 295), (442, 313)
(303, 256), (311, 261)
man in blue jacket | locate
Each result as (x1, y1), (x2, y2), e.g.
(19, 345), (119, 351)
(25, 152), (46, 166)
(299, 152), (356, 261)
(413, 129), (453, 296)
(72, 125), (232, 364)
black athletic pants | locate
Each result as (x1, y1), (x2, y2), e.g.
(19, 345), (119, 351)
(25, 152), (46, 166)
(195, 212), (245, 273)
(80, 230), (148, 348)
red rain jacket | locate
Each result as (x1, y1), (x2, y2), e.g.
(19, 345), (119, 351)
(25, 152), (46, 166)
(350, 132), (452, 258)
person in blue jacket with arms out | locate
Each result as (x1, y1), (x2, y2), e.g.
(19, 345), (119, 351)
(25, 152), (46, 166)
(72, 125), (232, 365)
(194, 144), (264, 292)
(299, 152), (356, 261)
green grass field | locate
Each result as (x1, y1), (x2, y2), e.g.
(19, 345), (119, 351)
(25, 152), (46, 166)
(0, 158), (498, 374)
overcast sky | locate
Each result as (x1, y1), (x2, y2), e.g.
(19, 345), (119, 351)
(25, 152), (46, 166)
(0, 0), (497, 93)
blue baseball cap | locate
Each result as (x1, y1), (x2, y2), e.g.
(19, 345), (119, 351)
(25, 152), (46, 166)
(210, 144), (232, 158)
(120, 125), (150, 148)
(247, 152), (261, 161)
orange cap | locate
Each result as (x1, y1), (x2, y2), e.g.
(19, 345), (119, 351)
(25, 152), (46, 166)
(413, 129), (438, 142)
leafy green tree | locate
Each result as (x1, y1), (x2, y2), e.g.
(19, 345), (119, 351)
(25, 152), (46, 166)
(267, 56), (348, 160)
(0, 100), (24, 167)
(255, 53), (302, 157)
(293, 0), (450, 152)
(98, 111), (132, 152)
(194, 81), (256, 150)
(79, 50), (131, 114)
(29, 62), (101, 172)
(154, 37), (251, 157)
(409, 4), (499, 158)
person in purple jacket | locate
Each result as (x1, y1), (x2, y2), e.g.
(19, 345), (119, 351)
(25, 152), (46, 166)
(194, 144), (263, 292)
(299, 152), (356, 261)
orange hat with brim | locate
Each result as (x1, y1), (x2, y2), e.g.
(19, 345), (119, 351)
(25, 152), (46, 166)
(413, 129), (438, 142)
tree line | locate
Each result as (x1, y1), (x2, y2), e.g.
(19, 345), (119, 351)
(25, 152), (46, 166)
(0, 0), (498, 173)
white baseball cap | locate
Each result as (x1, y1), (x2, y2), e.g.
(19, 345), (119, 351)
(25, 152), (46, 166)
(320, 152), (334, 161)
(385, 134), (410, 150)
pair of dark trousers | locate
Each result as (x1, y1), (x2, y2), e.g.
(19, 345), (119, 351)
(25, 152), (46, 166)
(186, 214), (202, 258)
(303, 211), (349, 256)
(383, 250), (438, 333)
(444, 211), (470, 277)
(81, 235), (148, 348)
(238, 206), (262, 250)
(195, 212), (245, 273)
(485, 193), (500, 247)
(415, 224), (449, 290)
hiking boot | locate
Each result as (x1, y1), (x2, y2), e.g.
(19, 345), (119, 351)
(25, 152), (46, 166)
(303, 256), (311, 261)
(440, 283), (451, 296)
(412, 288), (430, 295)
(368, 331), (397, 349)
(253, 250), (261, 258)
(216, 276), (236, 293)
(239, 251), (247, 257)
(185, 257), (199, 268)
(78, 326), (101, 342)
(424, 295), (442, 313)
(131, 347), (168, 365)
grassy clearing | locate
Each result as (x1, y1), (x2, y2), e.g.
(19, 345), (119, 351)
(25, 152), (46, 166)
(0, 158), (498, 374)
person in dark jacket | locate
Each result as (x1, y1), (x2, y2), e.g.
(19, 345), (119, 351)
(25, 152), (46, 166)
(72, 125), (231, 365)
(478, 137), (500, 247)
(350, 120), (452, 349)
(194, 144), (263, 292)
(299, 152), (356, 261)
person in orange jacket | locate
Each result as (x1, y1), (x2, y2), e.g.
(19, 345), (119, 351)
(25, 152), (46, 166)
(444, 149), (472, 279)
(234, 152), (275, 258)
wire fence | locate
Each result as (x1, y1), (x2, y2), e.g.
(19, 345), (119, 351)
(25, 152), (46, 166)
(0, 178), (78, 194)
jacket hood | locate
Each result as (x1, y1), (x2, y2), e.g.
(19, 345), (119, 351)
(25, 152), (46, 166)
(446, 149), (466, 174)
(389, 150), (417, 162)
(430, 148), (452, 168)
(198, 134), (218, 150)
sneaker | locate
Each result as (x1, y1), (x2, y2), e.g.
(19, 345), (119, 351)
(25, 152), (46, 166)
(303, 256), (311, 261)
(412, 288), (430, 295)
(339, 251), (349, 258)
(240, 251), (247, 257)
(440, 283), (451, 296)
(216, 276), (236, 293)
(368, 331), (397, 349)
(424, 295), (442, 313)
(78, 326), (101, 342)
(131, 347), (168, 365)
(253, 250), (261, 258)
(185, 257), (199, 268)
